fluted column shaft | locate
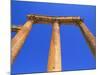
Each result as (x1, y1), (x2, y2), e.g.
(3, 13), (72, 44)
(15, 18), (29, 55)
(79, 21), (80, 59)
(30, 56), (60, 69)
(78, 21), (96, 57)
(11, 20), (34, 63)
(47, 21), (62, 72)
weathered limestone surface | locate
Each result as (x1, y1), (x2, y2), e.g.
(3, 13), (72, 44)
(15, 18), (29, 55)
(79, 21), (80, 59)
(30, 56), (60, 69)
(11, 20), (33, 63)
(78, 21), (96, 57)
(47, 21), (62, 72)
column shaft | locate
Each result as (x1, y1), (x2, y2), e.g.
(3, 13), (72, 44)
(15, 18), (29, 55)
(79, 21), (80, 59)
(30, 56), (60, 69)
(11, 20), (33, 63)
(47, 21), (62, 72)
(79, 21), (96, 57)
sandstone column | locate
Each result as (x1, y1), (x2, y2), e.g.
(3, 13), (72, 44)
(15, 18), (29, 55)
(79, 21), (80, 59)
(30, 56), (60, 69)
(11, 20), (34, 63)
(47, 21), (62, 72)
(78, 21), (96, 57)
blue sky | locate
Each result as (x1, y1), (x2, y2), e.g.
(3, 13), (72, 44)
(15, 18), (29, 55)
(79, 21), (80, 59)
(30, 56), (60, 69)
(11, 1), (96, 74)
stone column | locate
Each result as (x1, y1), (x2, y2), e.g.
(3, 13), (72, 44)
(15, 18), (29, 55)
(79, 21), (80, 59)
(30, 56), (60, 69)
(47, 21), (62, 72)
(11, 20), (34, 63)
(78, 21), (96, 57)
